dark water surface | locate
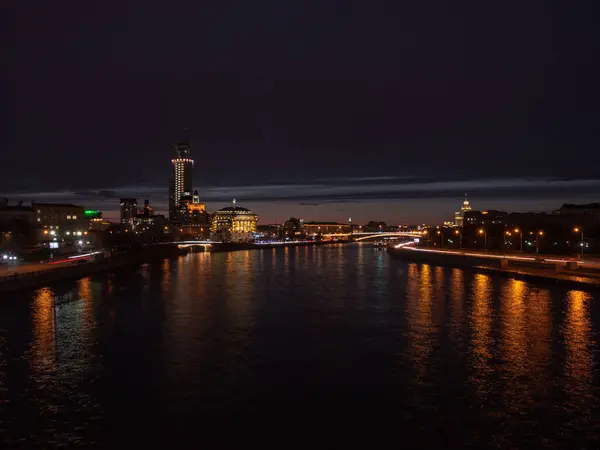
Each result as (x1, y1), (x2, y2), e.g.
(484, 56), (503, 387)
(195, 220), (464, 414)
(1, 244), (599, 447)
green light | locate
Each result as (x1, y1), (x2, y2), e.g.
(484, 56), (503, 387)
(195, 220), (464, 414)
(84, 210), (101, 218)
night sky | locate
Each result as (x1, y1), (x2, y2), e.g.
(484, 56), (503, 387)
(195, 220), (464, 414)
(2, 1), (599, 224)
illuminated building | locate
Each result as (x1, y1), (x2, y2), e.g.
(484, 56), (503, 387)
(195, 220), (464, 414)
(34, 202), (87, 228)
(134, 199), (166, 233)
(179, 190), (210, 236)
(210, 200), (257, 242)
(33, 202), (90, 249)
(169, 134), (194, 223)
(454, 194), (472, 227)
(85, 210), (110, 231)
(120, 198), (138, 225)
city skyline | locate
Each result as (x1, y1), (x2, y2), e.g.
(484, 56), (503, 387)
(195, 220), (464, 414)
(3, 175), (600, 225)
(2, 1), (599, 223)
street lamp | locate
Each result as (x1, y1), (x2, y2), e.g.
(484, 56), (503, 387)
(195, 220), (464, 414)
(423, 230), (430, 247)
(455, 229), (462, 249)
(513, 228), (523, 252)
(574, 227), (584, 258)
(535, 230), (544, 253)
(478, 228), (487, 251)
(437, 230), (443, 249)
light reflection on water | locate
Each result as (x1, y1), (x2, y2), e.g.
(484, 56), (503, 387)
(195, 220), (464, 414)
(0, 245), (598, 446)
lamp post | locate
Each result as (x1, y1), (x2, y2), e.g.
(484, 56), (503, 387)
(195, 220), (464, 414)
(574, 227), (584, 259)
(478, 228), (487, 251)
(514, 228), (523, 252)
(437, 230), (443, 249)
(423, 230), (430, 247)
(455, 229), (462, 249)
(536, 230), (544, 253)
(505, 230), (511, 249)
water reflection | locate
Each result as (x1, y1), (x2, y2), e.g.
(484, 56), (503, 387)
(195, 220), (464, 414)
(31, 287), (57, 372)
(469, 274), (494, 401)
(0, 249), (599, 447)
(525, 288), (551, 396)
(406, 264), (434, 381)
(449, 268), (465, 349)
(562, 290), (594, 425)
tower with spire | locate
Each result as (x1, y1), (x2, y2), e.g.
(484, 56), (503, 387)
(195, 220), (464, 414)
(169, 130), (194, 223)
(454, 194), (472, 227)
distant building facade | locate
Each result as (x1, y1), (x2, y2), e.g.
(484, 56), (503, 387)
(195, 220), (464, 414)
(120, 198), (138, 225)
(0, 200), (35, 225)
(34, 202), (87, 229)
(134, 199), (166, 233)
(454, 195), (472, 227)
(33, 202), (89, 248)
(559, 203), (600, 222)
(303, 222), (351, 235)
(210, 202), (258, 242)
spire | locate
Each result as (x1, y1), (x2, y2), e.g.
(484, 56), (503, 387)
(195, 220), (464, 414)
(232, 198), (236, 206)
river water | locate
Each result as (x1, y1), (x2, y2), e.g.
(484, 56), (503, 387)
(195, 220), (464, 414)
(0, 244), (599, 447)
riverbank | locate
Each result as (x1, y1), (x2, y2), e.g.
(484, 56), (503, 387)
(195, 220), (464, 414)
(0, 246), (185, 295)
(0, 241), (352, 294)
(387, 245), (600, 288)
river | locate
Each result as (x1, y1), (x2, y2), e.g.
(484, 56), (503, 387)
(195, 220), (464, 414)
(0, 244), (598, 447)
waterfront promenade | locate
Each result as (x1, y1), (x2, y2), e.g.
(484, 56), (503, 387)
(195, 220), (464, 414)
(388, 245), (600, 287)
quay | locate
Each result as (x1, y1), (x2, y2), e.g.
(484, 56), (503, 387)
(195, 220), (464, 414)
(387, 245), (600, 288)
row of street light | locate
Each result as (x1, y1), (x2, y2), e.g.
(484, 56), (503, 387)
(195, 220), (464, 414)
(424, 226), (586, 255)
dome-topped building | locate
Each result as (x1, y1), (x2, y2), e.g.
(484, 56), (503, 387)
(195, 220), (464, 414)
(210, 200), (258, 242)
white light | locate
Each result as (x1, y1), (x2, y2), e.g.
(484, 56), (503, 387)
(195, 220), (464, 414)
(2, 255), (7, 259)
(50, 230), (56, 236)
(78, 240), (83, 245)
(66, 231), (70, 235)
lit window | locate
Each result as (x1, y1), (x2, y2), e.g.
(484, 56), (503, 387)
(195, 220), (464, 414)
(72, 215), (77, 219)
(67, 215), (71, 219)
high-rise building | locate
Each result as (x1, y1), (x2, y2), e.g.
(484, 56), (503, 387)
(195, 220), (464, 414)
(120, 198), (138, 225)
(454, 194), (472, 227)
(169, 134), (194, 222)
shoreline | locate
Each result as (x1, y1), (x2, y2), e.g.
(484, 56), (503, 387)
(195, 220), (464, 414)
(0, 240), (350, 294)
(387, 246), (600, 289)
